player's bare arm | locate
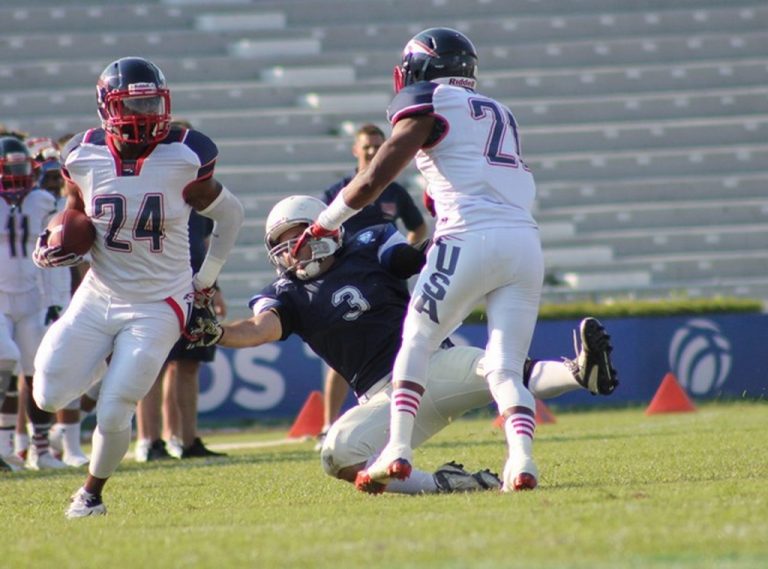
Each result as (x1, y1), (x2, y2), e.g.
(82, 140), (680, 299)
(189, 308), (282, 350)
(183, 175), (223, 211)
(291, 115), (434, 255)
(341, 115), (434, 209)
(64, 180), (85, 212)
(220, 310), (283, 348)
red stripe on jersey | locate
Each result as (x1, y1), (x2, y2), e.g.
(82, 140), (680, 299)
(165, 296), (186, 332)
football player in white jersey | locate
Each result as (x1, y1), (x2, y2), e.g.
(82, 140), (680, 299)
(30, 145), (92, 468)
(296, 28), (585, 492)
(31, 57), (244, 518)
(0, 136), (68, 472)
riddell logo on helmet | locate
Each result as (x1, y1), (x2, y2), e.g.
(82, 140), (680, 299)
(448, 78), (475, 88)
(128, 82), (158, 94)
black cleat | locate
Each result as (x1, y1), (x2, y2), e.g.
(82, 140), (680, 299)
(434, 461), (502, 493)
(147, 439), (174, 461)
(565, 317), (619, 396)
(181, 438), (227, 459)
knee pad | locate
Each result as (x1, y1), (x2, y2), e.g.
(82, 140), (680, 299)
(32, 375), (68, 413)
(96, 396), (136, 433)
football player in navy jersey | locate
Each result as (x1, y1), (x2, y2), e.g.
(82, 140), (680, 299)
(187, 195), (618, 495)
(318, 123), (428, 442)
(295, 28), (620, 491)
(30, 57), (244, 518)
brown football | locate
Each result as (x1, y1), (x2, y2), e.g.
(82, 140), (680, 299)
(47, 209), (96, 256)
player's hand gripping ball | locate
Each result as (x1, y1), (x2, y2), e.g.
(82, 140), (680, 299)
(33, 209), (95, 268)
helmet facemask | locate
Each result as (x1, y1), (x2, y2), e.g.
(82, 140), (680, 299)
(0, 149), (35, 204)
(264, 195), (344, 281)
(267, 229), (342, 280)
(100, 90), (171, 145)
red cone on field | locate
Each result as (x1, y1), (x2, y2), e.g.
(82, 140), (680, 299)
(645, 372), (697, 415)
(535, 399), (557, 424)
(493, 398), (556, 428)
(288, 390), (325, 438)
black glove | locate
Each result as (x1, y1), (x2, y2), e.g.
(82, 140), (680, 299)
(45, 305), (62, 325)
(184, 315), (223, 348)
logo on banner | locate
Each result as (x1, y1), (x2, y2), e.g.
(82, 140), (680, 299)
(668, 319), (731, 395)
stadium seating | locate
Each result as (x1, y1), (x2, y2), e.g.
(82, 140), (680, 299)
(2, 0), (766, 318)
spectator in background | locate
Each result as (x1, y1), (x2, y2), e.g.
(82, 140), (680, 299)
(135, 209), (227, 461)
(318, 123), (429, 443)
(134, 119), (227, 462)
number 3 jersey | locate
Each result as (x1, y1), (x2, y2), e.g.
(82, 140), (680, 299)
(249, 224), (411, 397)
(387, 82), (538, 238)
(60, 127), (218, 302)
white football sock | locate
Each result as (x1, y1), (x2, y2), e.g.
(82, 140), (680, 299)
(527, 360), (581, 399)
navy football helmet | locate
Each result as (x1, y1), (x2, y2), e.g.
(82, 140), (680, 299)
(0, 136), (35, 202)
(96, 57), (171, 144)
(393, 27), (478, 93)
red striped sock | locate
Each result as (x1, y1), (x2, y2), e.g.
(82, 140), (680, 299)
(390, 385), (423, 450)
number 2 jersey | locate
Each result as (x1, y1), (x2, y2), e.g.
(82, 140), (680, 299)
(249, 225), (412, 397)
(60, 127), (217, 302)
(387, 81), (538, 238)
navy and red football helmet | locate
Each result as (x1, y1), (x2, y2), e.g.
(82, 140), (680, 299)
(393, 27), (478, 93)
(0, 136), (35, 203)
(96, 57), (172, 145)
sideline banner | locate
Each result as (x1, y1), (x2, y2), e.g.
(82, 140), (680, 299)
(198, 314), (768, 421)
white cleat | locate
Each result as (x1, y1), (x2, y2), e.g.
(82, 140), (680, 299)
(166, 436), (184, 459)
(134, 438), (150, 463)
(355, 444), (413, 492)
(66, 488), (107, 519)
(501, 455), (539, 493)
(1, 453), (26, 472)
(62, 451), (90, 468)
(26, 448), (68, 470)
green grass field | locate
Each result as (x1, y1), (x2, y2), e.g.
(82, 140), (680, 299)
(2, 402), (766, 569)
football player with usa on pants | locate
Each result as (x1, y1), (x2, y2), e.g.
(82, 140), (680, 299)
(294, 27), (552, 492)
(187, 195), (618, 495)
(319, 122), (428, 441)
(31, 57), (244, 518)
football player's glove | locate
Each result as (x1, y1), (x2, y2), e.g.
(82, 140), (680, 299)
(290, 222), (340, 258)
(32, 230), (83, 269)
(191, 285), (217, 310)
(184, 290), (223, 348)
(184, 315), (223, 348)
(45, 305), (62, 325)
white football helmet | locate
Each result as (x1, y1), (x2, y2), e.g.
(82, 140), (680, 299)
(264, 195), (343, 280)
